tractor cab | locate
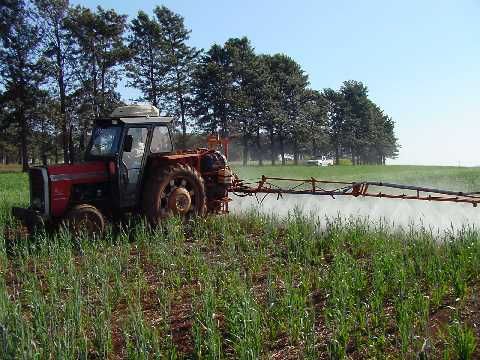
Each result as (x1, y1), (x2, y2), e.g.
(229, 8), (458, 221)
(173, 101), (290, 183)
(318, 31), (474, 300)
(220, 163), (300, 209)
(85, 105), (174, 208)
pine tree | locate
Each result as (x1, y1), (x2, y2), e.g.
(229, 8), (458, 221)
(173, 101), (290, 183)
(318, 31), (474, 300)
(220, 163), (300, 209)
(323, 88), (346, 165)
(154, 6), (199, 148)
(259, 55), (281, 165)
(225, 37), (258, 165)
(368, 102), (399, 164)
(192, 44), (233, 136)
(301, 89), (328, 158)
(64, 5), (128, 152)
(0, 0), (48, 171)
(266, 54), (309, 165)
(65, 6), (128, 116)
(340, 80), (371, 165)
(35, 0), (74, 163)
(126, 10), (167, 108)
(249, 55), (275, 165)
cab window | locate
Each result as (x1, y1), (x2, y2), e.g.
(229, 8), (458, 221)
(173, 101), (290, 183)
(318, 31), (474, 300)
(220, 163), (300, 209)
(88, 126), (122, 157)
(150, 126), (172, 153)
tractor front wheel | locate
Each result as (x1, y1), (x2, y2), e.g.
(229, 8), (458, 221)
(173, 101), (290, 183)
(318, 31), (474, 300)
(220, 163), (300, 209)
(65, 204), (105, 238)
(143, 164), (206, 225)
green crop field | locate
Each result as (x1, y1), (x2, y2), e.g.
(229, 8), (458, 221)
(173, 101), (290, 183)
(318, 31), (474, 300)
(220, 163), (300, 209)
(0, 166), (479, 358)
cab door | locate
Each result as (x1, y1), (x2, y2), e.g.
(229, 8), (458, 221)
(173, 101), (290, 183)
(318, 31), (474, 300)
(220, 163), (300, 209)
(119, 126), (150, 207)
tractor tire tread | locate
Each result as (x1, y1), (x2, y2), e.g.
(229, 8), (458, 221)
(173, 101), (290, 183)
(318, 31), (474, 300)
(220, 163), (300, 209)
(142, 164), (206, 225)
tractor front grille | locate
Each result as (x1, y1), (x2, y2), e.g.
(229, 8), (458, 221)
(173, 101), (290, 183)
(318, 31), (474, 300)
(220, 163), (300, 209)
(29, 168), (47, 214)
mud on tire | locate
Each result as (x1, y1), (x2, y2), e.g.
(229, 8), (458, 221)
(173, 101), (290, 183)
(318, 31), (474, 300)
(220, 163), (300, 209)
(142, 164), (206, 225)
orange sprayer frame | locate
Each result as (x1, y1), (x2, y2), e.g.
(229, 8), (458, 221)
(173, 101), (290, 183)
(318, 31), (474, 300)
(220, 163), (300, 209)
(207, 134), (229, 160)
(230, 175), (480, 207)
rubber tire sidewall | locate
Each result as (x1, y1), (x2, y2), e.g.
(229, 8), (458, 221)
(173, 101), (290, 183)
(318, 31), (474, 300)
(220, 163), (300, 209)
(65, 204), (105, 238)
(142, 164), (206, 225)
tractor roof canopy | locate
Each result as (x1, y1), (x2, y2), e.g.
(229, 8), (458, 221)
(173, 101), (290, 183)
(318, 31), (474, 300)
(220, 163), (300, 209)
(94, 117), (174, 127)
(95, 105), (174, 127)
(111, 104), (159, 117)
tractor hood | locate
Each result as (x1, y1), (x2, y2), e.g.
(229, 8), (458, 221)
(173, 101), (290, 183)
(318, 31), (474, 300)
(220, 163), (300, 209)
(46, 161), (109, 218)
(47, 161), (109, 183)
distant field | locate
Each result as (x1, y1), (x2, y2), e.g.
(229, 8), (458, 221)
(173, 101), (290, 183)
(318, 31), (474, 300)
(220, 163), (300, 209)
(0, 164), (22, 173)
(0, 167), (479, 358)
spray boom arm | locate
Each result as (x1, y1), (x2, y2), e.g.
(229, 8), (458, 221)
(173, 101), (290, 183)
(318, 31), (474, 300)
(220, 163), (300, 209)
(230, 175), (480, 207)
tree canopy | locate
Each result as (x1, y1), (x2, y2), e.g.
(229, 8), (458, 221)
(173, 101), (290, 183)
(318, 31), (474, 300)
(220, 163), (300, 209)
(0, 1), (399, 168)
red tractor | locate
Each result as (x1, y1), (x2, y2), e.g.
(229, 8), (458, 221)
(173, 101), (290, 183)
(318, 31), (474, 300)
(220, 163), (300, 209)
(13, 105), (232, 235)
(14, 105), (480, 236)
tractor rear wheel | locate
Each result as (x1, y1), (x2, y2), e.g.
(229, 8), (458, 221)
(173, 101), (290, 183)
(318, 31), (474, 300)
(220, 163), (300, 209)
(143, 164), (206, 225)
(65, 204), (105, 238)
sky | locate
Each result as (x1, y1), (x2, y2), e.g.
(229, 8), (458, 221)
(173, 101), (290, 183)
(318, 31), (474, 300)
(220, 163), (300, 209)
(71, 0), (480, 166)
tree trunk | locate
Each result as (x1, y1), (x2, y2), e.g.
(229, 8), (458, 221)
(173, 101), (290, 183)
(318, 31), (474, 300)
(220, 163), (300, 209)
(176, 63), (186, 149)
(256, 128), (263, 166)
(54, 23), (69, 164)
(91, 39), (98, 117)
(242, 142), (248, 166)
(100, 64), (106, 114)
(269, 127), (275, 165)
(69, 125), (75, 163)
(293, 136), (299, 165)
(220, 105), (228, 137)
(19, 111), (28, 172)
(41, 144), (47, 166)
(148, 40), (158, 108)
(279, 135), (285, 166)
(242, 123), (248, 166)
(41, 115), (47, 166)
(335, 142), (340, 165)
(179, 94), (187, 149)
(171, 39), (187, 149)
(79, 126), (87, 156)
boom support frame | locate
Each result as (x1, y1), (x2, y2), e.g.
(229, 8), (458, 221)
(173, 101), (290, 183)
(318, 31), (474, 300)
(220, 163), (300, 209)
(230, 175), (480, 207)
